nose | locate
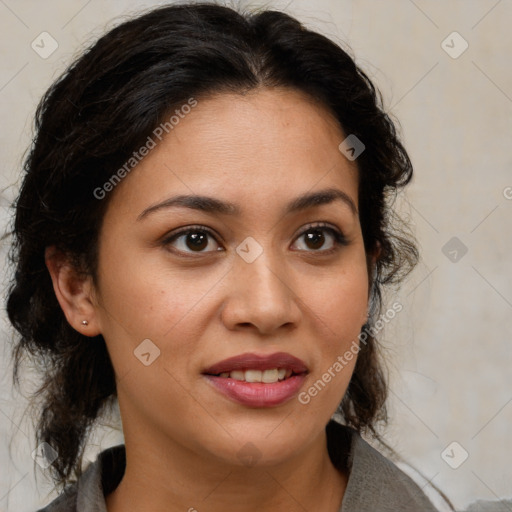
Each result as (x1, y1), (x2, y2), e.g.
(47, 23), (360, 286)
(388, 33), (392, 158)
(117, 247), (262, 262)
(219, 247), (302, 335)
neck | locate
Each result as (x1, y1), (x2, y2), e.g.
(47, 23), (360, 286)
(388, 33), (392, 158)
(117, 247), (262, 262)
(105, 423), (348, 512)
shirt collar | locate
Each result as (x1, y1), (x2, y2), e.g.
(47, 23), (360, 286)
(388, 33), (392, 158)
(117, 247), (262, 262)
(74, 419), (436, 512)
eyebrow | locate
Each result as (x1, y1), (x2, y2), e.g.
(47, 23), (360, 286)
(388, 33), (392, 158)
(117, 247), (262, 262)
(137, 187), (358, 221)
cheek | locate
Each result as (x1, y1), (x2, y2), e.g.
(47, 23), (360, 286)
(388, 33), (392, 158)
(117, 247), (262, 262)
(96, 239), (216, 335)
(299, 260), (368, 408)
(306, 258), (369, 340)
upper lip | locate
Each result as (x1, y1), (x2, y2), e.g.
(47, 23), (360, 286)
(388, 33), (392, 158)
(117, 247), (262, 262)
(203, 352), (309, 375)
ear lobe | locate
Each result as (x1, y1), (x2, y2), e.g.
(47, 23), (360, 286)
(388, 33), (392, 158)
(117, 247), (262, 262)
(44, 246), (101, 336)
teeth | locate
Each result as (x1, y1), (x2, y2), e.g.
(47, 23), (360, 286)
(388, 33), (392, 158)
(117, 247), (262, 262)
(217, 368), (293, 383)
(245, 370), (262, 382)
(262, 369), (279, 383)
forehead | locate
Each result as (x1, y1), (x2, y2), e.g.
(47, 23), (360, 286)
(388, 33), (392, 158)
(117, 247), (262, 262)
(104, 87), (359, 220)
(179, 87), (350, 166)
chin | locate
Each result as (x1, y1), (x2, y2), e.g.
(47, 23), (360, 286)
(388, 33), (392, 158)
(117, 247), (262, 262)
(212, 423), (311, 468)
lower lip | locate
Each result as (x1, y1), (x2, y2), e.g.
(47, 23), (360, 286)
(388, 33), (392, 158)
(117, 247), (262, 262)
(203, 374), (307, 407)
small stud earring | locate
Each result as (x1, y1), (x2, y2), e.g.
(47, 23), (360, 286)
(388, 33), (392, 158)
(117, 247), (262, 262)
(81, 320), (89, 326)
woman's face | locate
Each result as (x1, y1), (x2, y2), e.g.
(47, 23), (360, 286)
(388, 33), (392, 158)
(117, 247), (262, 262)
(89, 88), (370, 466)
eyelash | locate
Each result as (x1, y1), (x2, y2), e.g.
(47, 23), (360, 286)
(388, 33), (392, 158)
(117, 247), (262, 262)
(161, 222), (348, 257)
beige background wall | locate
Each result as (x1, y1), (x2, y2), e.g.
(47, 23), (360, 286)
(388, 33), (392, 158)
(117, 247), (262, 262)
(1, 1), (511, 511)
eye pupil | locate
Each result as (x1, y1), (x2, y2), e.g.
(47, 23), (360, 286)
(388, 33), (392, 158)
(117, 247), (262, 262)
(305, 229), (325, 250)
(167, 224), (343, 256)
(187, 232), (208, 251)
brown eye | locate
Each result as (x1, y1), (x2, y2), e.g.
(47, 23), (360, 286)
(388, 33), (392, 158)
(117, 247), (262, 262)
(292, 223), (348, 253)
(163, 226), (223, 254)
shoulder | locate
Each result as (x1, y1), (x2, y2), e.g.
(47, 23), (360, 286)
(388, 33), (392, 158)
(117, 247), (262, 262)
(346, 433), (438, 511)
(326, 420), (438, 511)
(35, 484), (77, 512)
(464, 500), (512, 511)
(35, 444), (126, 512)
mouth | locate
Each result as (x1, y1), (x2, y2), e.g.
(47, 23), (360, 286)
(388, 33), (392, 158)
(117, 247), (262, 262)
(209, 367), (298, 383)
(202, 351), (309, 380)
(202, 352), (309, 407)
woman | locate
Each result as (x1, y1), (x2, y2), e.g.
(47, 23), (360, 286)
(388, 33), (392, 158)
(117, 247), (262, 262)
(6, 2), (450, 511)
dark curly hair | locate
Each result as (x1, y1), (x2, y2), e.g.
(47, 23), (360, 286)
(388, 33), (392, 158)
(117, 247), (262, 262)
(6, 1), (419, 493)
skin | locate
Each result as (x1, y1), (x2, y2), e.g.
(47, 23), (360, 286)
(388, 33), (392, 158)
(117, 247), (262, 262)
(46, 87), (375, 512)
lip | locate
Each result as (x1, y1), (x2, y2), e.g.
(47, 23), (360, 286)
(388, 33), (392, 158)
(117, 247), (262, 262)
(202, 351), (309, 375)
(204, 374), (307, 407)
(202, 352), (309, 408)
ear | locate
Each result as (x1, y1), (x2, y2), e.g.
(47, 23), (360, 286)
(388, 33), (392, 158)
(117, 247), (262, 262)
(369, 241), (381, 283)
(364, 241), (382, 324)
(366, 241), (381, 290)
(45, 246), (101, 337)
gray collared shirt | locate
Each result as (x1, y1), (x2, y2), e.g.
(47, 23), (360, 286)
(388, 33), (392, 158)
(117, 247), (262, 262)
(37, 420), (440, 511)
